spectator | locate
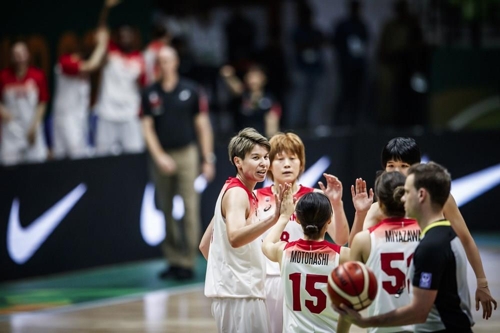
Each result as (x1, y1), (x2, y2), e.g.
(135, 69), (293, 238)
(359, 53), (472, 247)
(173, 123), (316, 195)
(141, 46), (215, 280)
(0, 42), (49, 165)
(52, 0), (116, 160)
(185, 6), (227, 112)
(331, 0), (369, 128)
(376, 0), (426, 128)
(95, 23), (146, 156)
(143, 24), (171, 85)
(220, 64), (281, 138)
(224, 5), (257, 74)
(288, 0), (326, 131)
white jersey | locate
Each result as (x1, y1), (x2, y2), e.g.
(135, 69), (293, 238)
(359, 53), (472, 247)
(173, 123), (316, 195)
(365, 218), (421, 333)
(205, 177), (266, 299)
(282, 239), (341, 333)
(256, 185), (314, 276)
(52, 55), (90, 119)
(96, 44), (145, 122)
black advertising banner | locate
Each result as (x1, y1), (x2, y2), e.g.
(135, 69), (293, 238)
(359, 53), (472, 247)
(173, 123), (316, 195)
(1, 131), (500, 282)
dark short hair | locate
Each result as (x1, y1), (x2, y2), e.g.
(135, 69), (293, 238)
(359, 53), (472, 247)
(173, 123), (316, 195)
(407, 162), (451, 208)
(381, 137), (421, 168)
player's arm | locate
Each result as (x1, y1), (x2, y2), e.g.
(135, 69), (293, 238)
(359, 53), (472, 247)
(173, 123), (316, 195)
(262, 186), (294, 263)
(194, 92), (216, 182)
(349, 231), (370, 263)
(318, 173), (350, 246)
(444, 194), (497, 318)
(335, 287), (436, 328)
(79, 28), (109, 73)
(0, 102), (12, 122)
(261, 223), (287, 264)
(225, 184), (291, 248)
(98, 0), (121, 27)
(27, 102), (46, 145)
(199, 217), (214, 260)
(27, 72), (49, 145)
(220, 65), (244, 95)
(348, 178), (374, 246)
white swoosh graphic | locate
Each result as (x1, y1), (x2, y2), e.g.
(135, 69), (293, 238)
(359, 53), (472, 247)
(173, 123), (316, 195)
(451, 163), (500, 207)
(7, 183), (87, 264)
(140, 183), (166, 246)
(140, 175), (206, 246)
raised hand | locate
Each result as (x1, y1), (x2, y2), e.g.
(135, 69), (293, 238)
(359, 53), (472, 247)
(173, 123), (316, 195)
(274, 183), (293, 221)
(351, 178), (374, 213)
(220, 65), (235, 78)
(318, 173), (343, 205)
(105, 0), (122, 8)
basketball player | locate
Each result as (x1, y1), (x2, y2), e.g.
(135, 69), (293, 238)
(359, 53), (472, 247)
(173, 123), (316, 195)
(94, 20), (146, 155)
(337, 162), (474, 332)
(262, 191), (350, 333)
(350, 137), (497, 319)
(204, 128), (291, 333)
(0, 42), (49, 165)
(200, 132), (350, 333)
(52, 0), (116, 159)
(256, 132), (349, 333)
(340, 171), (420, 333)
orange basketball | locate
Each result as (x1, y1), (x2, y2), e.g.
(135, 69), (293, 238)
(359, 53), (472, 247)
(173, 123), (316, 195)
(327, 261), (378, 311)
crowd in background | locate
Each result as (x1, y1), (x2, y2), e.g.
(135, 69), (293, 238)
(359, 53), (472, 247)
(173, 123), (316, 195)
(0, 0), (497, 166)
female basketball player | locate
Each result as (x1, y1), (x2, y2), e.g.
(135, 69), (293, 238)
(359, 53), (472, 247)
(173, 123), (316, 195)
(256, 132), (349, 333)
(341, 171), (419, 333)
(262, 191), (350, 333)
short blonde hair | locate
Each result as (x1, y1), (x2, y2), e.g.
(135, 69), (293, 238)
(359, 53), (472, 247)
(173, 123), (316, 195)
(268, 132), (306, 181)
(228, 128), (270, 168)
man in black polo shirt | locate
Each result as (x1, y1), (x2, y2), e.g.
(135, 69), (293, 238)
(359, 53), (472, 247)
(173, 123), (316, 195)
(141, 46), (216, 280)
(335, 162), (474, 333)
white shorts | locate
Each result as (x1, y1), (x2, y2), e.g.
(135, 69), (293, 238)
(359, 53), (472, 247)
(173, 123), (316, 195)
(52, 114), (89, 159)
(265, 275), (284, 333)
(95, 117), (144, 156)
(211, 298), (270, 333)
(1, 122), (47, 165)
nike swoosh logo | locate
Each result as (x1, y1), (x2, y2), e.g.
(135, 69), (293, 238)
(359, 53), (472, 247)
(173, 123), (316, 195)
(7, 183), (87, 264)
(451, 163), (500, 207)
(422, 155), (500, 207)
(140, 175), (207, 246)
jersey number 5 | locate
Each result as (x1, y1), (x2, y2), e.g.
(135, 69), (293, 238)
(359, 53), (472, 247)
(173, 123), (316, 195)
(289, 273), (328, 314)
(380, 252), (414, 295)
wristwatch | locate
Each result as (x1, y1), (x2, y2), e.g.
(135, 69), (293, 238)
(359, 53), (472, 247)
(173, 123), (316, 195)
(204, 153), (217, 164)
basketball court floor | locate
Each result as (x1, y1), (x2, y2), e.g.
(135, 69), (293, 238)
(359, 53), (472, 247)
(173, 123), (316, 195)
(0, 235), (499, 333)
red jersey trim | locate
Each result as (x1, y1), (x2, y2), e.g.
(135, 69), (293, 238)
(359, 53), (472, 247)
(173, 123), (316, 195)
(0, 67), (49, 102)
(224, 177), (255, 204)
(256, 185), (313, 198)
(284, 239), (341, 253)
(368, 217), (418, 233)
(59, 54), (81, 76)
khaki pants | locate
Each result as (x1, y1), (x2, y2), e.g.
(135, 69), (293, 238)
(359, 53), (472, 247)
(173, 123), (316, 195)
(150, 143), (200, 269)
